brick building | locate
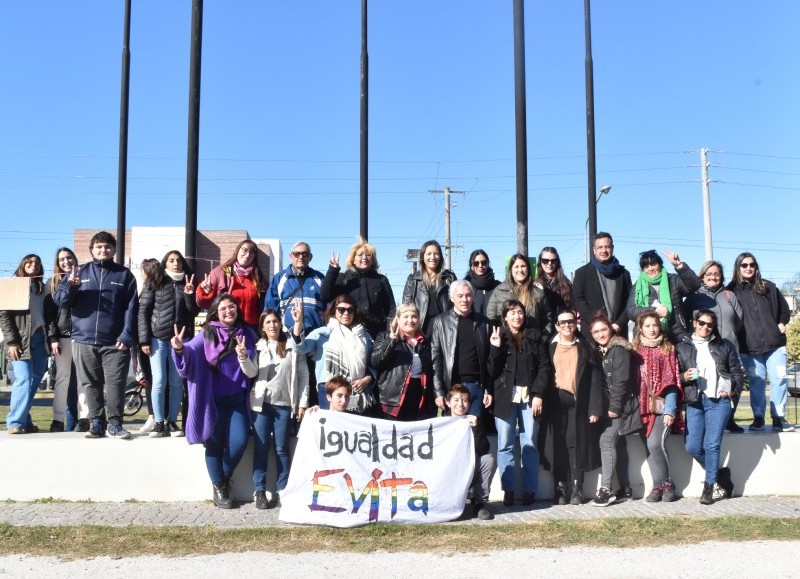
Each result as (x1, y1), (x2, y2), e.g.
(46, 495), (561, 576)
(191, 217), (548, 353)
(73, 227), (281, 288)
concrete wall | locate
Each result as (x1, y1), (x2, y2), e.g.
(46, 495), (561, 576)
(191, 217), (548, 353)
(0, 430), (795, 502)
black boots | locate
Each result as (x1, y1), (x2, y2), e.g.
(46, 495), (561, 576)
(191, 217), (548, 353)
(717, 467), (734, 499)
(700, 482), (714, 505)
(212, 480), (233, 509)
(569, 480), (584, 505)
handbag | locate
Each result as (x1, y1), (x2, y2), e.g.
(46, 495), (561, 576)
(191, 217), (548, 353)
(641, 365), (664, 415)
(617, 392), (642, 436)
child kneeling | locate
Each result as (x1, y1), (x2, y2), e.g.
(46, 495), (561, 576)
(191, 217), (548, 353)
(448, 384), (497, 520)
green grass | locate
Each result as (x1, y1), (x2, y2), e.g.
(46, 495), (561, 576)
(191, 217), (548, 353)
(0, 517), (796, 558)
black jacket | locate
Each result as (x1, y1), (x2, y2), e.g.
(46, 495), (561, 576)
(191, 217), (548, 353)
(44, 285), (72, 340)
(675, 335), (745, 395)
(487, 327), (551, 419)
(430, 308), (490, 399)
(138, 279), (199, 344)
(322, 266), (396, 338)
(572, 261), (632, 331)
(371, 330), (433, 407)
(463, 269), (500, 318)
(402, 269), (457, 333)
(728, 279), (790, 355)
(549, 337), (604, 473)
(598, 335), (636, 415)
(0, 286), (54, 360)
(627, 264), (701, 342)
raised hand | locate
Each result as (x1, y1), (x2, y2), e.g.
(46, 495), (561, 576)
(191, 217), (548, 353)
(291, 297), (303, 325)
(662, 247), (682, 268)
(171, 324), (186, 351)
(67, 265), (81, 286)
(489, 326), (502, 347)
(389, 316), (399, 341)
(235, 335), (248, 359)
(200, 273), (211, 293)
(184, 274), (195, 295)
(329, 251), (340, 268)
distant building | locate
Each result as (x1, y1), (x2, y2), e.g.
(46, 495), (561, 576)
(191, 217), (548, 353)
(73, 227), (281, 290)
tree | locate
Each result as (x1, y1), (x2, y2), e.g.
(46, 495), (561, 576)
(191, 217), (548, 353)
(786, 320), (800, 363)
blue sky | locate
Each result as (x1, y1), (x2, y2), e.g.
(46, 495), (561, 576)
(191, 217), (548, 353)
(1, 1), (798, 298)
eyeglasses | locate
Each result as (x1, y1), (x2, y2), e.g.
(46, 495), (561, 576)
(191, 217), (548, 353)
(557, 319), (576, 326)
(336, 306), (355, 315)
(540, 258), (558, 265)
(472, 260), (488, 267)
(696, 320), (715, 328)
(740, 262), (756, 269)
(292, 251), (310, 258)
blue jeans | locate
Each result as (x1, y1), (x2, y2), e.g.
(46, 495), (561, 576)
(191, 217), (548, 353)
(462, 381), (484, 418)
(685, 392), (732, 484)
(204, 392), (250, 485)
(494, 401), (540, 493)
(743, 346), (788, 419)
(252, 404), (292, 492)
(6, 329), (47, 430)
(150, 338), (183, 422)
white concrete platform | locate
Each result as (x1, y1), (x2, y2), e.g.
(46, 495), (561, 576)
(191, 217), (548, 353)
(0, 428), (797, 503)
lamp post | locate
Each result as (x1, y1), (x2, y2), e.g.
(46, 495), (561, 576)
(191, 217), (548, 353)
(584, 185), (611, 262)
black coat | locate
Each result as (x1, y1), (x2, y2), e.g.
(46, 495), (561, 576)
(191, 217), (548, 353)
(487, 327), (551, 420)
(463, 269), (500, 318)
(138, 279), (199, 344)
(371, 330), (433, 408)
(549, 338), (604, 473)
(675, 335), (744, 395)
(402, 269), (457, 333)
(572, 261), (632, 331)
(728, 279), (790, 355)
(430, 308), (490, 399)
(626, 264), (701, 342)
(598, 336), (636, 415)
(44, 287), (72, 340)
(322, 266), (396, 338)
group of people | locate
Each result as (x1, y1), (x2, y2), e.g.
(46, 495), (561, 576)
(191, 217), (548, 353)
(1, 230), (792, 517)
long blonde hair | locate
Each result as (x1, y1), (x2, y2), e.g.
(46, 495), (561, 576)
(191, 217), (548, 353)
(507, 254), (538, 319)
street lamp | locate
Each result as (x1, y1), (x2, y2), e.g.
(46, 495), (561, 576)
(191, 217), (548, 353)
(584, 185), (611, 262)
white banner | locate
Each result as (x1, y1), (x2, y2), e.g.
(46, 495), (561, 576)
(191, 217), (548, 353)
(279, 411), (475, 527)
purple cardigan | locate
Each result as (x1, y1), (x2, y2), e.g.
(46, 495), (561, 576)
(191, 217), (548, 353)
(172, 326), (257, 444)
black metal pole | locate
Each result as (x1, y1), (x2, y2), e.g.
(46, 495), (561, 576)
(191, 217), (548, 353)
(185, 0), (203, 270)
(584, 0), (598, 246)
(513, 0), (528, 256)
(359, 0), (368, 241)
(116, 0), (131, 266)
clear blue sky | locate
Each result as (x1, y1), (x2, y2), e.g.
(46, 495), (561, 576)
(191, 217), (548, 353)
(1, 1), (798, 297)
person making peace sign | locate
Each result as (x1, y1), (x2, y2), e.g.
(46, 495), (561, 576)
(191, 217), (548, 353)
(171, 293), (258, 509)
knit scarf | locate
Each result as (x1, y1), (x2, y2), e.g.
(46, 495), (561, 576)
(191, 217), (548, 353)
(203, 321), (244, 368)
(464, 269), (495, 291)
(324, 318), (367, 382)
(634, 268), (672, 321)
(591, 255), (624, 277)
(233, 262), (254, 279)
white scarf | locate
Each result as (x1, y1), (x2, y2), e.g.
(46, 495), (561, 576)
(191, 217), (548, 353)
(325, 318), (367, 381)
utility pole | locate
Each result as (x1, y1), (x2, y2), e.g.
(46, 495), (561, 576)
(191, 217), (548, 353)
(701, 148), (713, 261)
(513, 0), (529, 256)
(115, 0), (131, 266)
(428, 187), (464, 270)
(359, 0), (368, 240)
(584, 0), (598, 244)
(184, 0), (203, 272)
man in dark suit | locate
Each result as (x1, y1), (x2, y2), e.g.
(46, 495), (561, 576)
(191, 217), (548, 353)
(572, 232), (632, 342)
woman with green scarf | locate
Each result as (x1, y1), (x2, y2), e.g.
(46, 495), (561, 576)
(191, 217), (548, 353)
(626, 249), (701, 343)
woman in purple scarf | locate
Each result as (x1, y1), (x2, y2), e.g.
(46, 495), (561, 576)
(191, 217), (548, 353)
(171, 293), (257, 509)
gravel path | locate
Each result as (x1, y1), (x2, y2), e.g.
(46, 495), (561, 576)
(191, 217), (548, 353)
(1, 541), (798, 578)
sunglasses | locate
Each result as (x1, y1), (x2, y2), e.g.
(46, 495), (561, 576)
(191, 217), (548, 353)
(292, 251), (310, 258)
(540, 258), (558, 265)
(336, 306), (355, 315)
(740, 262), (756, 269)
(557, 319), (576, 326)
(472, 260), (488, 267)
(696, 319), (715, 328)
